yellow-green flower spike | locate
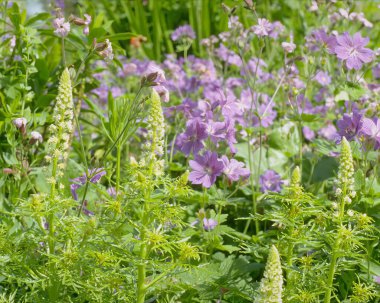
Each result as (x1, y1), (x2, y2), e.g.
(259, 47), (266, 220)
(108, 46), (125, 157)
(257, 245), (283, 303)
(290, 166), (301, 187)
(140, 89), (165, 176)
(336, 137), (355, 198)
(46, 68), (74, 183)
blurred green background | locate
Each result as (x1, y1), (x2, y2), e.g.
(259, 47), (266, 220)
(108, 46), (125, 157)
(17, 0), (380, 61)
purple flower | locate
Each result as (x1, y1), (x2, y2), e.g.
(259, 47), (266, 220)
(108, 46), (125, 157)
(337, 112), (363, 141)
(153, 85), (169, 102)
(53, 17), (70, 37)
(306, 29), (337, 53)
(252, 18), (272, 37)
(83, 14), (91, 35)
(70, 168), (106, 200)
(360, 117), (380, 149)
(203, 218), (218, 231)
(171, 25), (196, 41)
(372, 63), (380, 79)
(303, 126), (315, 141)
(268, 21), (284, 39)
(177, 118), (208, 156)
(13, 117), (27, 134)
(314, 71), (331, 86)
(189, 151), (224, 188)
(259, 170), (283, 193)
(30, 131), (43, 145)
(282, 38), (296, 53)
(221, 156), (250, 182)
(318, 124), (338, 141)
(335, 32), (374, 70)
(374, 276), (380, 284)
(144, 62), (166, 84)
(107, 187), (117, 198)
(215, 44), (242, 67)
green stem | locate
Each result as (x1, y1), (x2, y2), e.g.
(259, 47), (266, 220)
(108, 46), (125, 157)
(61, 37), (66, 66)
(137, 233), (147, 303)
(324, 186), (346, 302)
(77, 181), (90, 216)
(324, 243), (339, 303)
(116, 144), (122, 193)
(298, 121), (303, 174)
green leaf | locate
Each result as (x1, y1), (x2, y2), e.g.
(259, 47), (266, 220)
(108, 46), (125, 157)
(334, 91), (349, 102)
(344, 82), (367, 100)
(88, 27), (107, 41)
(311, 156), (338, 182)
(36, 94), (55, 108)
(25, 12), (50, 26)
(354, 169), (365, 191)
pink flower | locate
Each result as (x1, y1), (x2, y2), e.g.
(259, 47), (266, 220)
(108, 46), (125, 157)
(282, 41), (296, 53)
(252, 18), (272, 37)
(335, 32), (374, 70)
(221, 156), (250, 182)
(53, 17), (70, 37)
(83, 14), (91, 35)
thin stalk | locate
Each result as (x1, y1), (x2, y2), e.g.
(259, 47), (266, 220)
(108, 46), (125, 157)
(61, 37), (66, 66)
(77, 181), (90, 216)
(298, 121), (303, 174)
(102, 87), (143, 161)
(324, 241), (339, 303)
(136, 231), (147, 303)
(116, 144), (122, 193)
(324, 186), (346, 303)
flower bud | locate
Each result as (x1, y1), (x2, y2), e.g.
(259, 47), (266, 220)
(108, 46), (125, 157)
(13, 117), (27, 135)
(30, 131), (43, 145)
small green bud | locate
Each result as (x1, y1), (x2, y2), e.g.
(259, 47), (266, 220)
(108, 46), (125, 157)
(290, 166), (301, 187)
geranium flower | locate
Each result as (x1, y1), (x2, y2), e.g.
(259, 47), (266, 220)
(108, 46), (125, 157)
(177, 118), (208, 156)
(259, 170), (283, 193)
(53, 17), (70, 37)
(203, 218), (218, 231)
(314, 71), (331, 86)
(337, 112), (363, 141)
(360, 117), (380, 149)
(189, 151), (224, 188)
(221, 156), (250, 182)
(252, 18), (272, 37)
(70, 168), (106, 200)
(335, 32), (374, 70)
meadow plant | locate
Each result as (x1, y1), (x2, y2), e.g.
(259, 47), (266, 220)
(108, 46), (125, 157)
(0, 1), (380, 302)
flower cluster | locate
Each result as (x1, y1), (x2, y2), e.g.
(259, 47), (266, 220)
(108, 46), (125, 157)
(171, 25), (196, 42)
(336, 137), (355, 201)
(337, 111), (380, 150)
(45, 68), (74, 181)
(140, 90), (165, 176)
(257, 245), (283, 303)
(188, 151), (249, 188)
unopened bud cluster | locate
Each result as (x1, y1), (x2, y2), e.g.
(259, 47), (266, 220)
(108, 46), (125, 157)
(335, 137), (356, 200)
(45, 68), (73, 178)
(257, 245), (283, 303)
(139, 90), (165, 176)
